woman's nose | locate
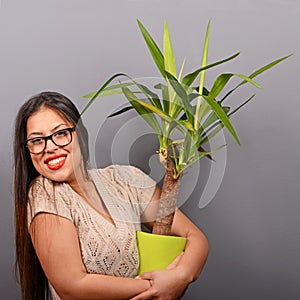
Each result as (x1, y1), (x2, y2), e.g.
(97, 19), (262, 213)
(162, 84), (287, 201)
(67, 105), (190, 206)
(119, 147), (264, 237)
(44, 138), (58, 152)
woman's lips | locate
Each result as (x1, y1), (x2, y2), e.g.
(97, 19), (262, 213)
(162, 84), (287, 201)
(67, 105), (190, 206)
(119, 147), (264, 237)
(45, 154), (67, 170)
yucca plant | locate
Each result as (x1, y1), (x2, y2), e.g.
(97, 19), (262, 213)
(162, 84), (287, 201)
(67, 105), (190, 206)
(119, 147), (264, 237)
(82, 19), (291, 236)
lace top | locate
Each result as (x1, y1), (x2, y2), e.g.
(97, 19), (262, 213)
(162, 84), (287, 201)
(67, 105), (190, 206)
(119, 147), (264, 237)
(27, 165), (156, 299)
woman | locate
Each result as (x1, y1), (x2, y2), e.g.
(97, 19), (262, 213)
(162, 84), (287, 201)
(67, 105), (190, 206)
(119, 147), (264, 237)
(14, 91), (209, 300)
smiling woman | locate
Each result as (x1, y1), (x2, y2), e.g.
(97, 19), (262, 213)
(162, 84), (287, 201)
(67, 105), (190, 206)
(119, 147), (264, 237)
(25, 106), (83, 184)
(13, 91), (209, 300)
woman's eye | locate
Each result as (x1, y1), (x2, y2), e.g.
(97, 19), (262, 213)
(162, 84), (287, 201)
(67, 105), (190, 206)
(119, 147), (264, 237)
(30, 138), (44, 145)
(54, 129), (68, 138)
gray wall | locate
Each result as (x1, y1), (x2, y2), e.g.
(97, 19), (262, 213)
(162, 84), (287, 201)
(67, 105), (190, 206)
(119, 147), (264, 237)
(1, 1), (299, 299)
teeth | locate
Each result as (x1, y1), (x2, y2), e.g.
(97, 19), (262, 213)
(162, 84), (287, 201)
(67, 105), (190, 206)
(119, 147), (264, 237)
(48, 157), (65, 165)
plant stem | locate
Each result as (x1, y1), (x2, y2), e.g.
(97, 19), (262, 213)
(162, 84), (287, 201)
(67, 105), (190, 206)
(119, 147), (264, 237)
(152, 158), (181, 235)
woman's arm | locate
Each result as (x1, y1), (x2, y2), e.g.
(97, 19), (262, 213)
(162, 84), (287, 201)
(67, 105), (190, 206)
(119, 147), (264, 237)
(30, 213), (150, 300)
(133, 185), (209, 300)
(169, 208), (209, 283)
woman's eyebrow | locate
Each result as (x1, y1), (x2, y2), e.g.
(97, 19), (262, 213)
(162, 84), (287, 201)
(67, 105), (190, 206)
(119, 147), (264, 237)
(27, 123), (68, 138)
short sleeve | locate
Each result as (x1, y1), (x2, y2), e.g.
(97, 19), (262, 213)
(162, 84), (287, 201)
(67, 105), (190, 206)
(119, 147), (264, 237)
(27, 176), (73, 230)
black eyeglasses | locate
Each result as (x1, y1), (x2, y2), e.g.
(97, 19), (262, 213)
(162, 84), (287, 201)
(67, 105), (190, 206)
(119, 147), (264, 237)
(24, 127), (75, 154)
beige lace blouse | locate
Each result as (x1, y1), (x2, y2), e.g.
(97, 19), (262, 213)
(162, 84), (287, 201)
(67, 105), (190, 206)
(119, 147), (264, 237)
(27, 165), (156, 299)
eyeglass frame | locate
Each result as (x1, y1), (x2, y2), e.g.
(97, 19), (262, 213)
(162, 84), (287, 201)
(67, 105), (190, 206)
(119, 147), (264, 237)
(24, 127), (76, 154)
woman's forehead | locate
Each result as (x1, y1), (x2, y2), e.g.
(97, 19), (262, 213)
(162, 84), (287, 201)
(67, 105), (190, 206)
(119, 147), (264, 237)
(26, 106), (71, 135)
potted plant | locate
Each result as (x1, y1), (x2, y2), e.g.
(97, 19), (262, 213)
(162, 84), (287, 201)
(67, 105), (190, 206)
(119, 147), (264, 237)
(82, 19), (291, 274)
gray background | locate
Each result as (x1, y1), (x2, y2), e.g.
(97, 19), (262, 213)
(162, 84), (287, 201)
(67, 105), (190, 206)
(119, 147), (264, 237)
(1, 0), (299, 299)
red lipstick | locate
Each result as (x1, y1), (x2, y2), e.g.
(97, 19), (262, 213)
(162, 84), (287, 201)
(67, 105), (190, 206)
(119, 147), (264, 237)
(45, 154), (67, 170)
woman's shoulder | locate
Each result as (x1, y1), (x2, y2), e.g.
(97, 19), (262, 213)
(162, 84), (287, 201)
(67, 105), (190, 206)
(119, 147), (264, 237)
(92, 164), (156, 188)
(27, 176), (73, 229)
(29, 175), (52, 196)
(96, 164), (146, 176)
(28, 175), (69, 202)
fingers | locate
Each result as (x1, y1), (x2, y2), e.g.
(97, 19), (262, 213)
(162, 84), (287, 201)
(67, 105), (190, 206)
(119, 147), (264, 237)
(166, 253), (183, 270)
(130, 289), (155, 300)
(139, 272), (153, 280)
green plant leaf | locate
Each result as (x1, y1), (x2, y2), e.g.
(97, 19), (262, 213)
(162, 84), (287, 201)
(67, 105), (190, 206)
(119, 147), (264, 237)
(163, 21), (179, 119)
(183, 131), (192, 165)
(202, 94), (240, 145)
(209, 73), (233, 99)
(132, 81), (163, 110)
(81, 73), (127, 115)
(188, 92), (201, 103)
(108, 106), (134, 118)
(195, 71), (260, 130)
(182, 52), (240, 87)
(137, 19), (165, 77)
(153, 83), (166, 90)
(121, 86), (189, 136)
(163, 21), (177, 77)
(131, 97), (185, 130)
(180, 147), (215, 173)
(220, 53), (293, 103)
(202, 106), (230, 130)
(172, 103), (196, 123)
(199, 121), (224, 146)
(170, 142), (179, 168)
(198, 19), (211, 93)
(165, 71), (194, 126)
(198, 146), (214, 161)
(209, 73), (261, 100)
(238, 53), (293, 87)
(121, 86), (163, 139)
(178, 119), (194, 131)
(192, 86), (210, 96)
(228, 94), (255, 117)
(178, 58), (186, 81)
(194, 19), (211, 130)
(82, 82), (134, 98)
(162, 85), (170, 115)
(235, 74), (262, 89)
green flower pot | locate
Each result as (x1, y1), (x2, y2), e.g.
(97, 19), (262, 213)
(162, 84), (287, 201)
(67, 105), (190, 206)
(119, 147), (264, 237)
(136, 230), (187, 275)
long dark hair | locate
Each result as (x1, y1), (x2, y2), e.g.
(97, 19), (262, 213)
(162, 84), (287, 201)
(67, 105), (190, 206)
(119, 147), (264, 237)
(14, 91), (89, 299)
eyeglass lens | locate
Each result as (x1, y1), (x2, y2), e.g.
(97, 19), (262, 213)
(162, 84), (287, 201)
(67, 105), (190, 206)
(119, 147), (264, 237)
(26, 128), (73, 154)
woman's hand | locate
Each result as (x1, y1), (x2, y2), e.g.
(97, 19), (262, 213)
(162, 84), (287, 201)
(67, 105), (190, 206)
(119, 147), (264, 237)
(131, 269), (189, 300)
(131, 255), (190, 300)
(137, 186), (209, 299)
